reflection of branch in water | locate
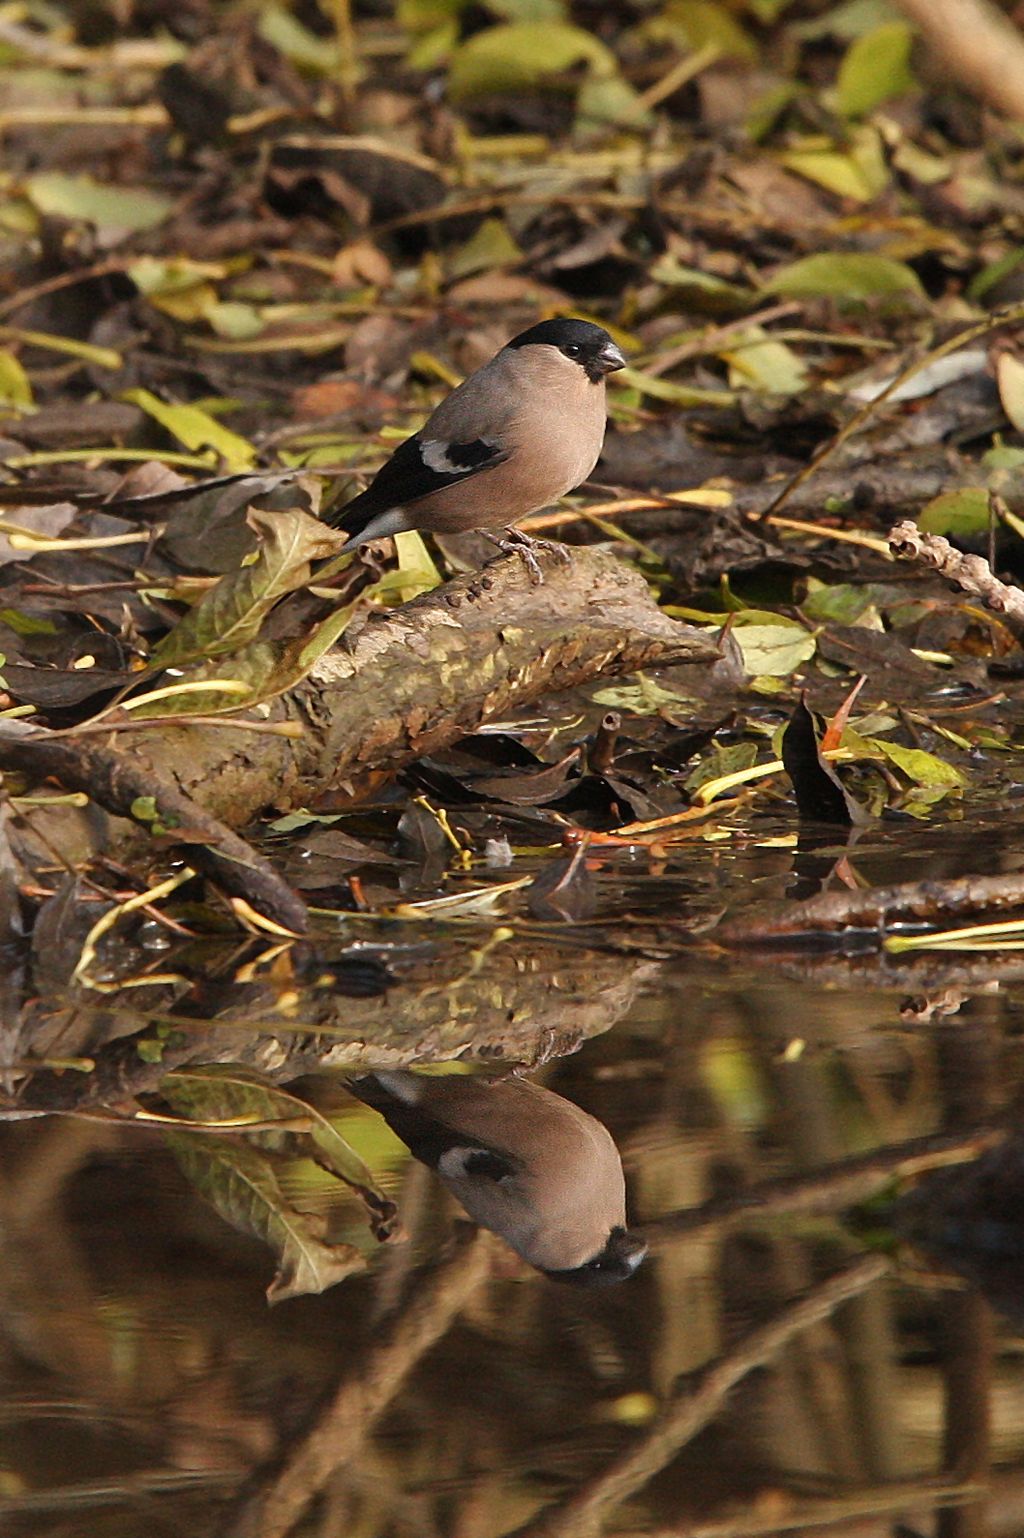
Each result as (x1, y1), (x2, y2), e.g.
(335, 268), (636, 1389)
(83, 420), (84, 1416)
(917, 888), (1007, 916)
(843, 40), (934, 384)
(939, 1291), (992, 1538)
(644, 1477), (986, 1538)
(642, 1126), (1008, 1245)
(509, 1254), (889, 1538)
(0, 1467), (243, 1521)
(224, 1227), (493, 1538)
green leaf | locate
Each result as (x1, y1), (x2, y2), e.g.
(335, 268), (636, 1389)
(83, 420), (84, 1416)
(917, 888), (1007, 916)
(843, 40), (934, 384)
(206, 302), (266, 341)
(780, 149), (873, 202)
(577, 72), (654, 129)
(149, 507), (342, 669)
(136, 599), (357, 717)
(983, 442), (1024, 471)
(267, 809), (344, 834)
(800, 581), (882, 625)
(447, 22), (617, 100)
(389, 529), (443, 601)
(2, 327), (121, 370)
(869, 739), (967, 788)
(448, 217), (523, 280)
(164, 1130), (367, 1303)
(591, 673), (694, 714)
(127, 257), (226, 323)
(648, 256), (755, 312)
(258, 3), (341, 72)
(762, 252), (924, 302)
(918, 487), (990, 538)
(733, 623), (816, 676)
(487, 0), (566, 20)
(161, 1065), (389, 1201)
(720, 328), (808, 394)
(686, 741), (759, 792)
(0, 607), (57, 636)
(796, 0), (904, 42)
(22, 172), (173, 237)
(121, 387), (256, 470)
(655, 0), (757, 60)
(746, 81), (802, 142)
(835, 21), (915, 118)
(616, 366), (734, 407)
(969, 248), (1024, 303)
(780, 128), (889, 202)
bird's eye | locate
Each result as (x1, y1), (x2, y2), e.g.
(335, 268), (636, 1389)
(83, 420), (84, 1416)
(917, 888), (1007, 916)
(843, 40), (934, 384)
(562, 343), (582, 358)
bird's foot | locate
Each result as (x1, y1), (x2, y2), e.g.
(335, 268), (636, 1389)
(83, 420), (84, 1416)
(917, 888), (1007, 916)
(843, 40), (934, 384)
(482, 527), (571, 585)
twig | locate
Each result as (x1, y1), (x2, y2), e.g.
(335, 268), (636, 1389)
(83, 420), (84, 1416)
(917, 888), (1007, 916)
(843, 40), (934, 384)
(0, 259), (129, 320)
(509, 1254), (890, 1538)
(224, 1229), (492, 1538)
(640, 303), (802, 378)
(888, 516), (1024, 634)
(762, 301), (1024, 518)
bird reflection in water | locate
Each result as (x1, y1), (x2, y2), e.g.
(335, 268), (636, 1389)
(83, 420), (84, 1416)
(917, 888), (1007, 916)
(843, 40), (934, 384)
(349, 1070), (647, 1285)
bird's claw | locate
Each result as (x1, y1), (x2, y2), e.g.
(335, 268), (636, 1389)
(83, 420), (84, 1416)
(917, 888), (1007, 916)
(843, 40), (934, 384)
(484, 527), (571, 585)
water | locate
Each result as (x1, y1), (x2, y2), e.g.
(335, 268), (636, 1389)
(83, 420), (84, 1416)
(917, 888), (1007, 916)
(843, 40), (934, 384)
(3, 815), (1024, 1538)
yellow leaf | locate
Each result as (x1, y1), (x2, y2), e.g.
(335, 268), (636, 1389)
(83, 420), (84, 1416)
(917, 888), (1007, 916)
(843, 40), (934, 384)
(122, 387), (256, 469)
(997, 353), (1024, 432)
(0, 350), (33, 407)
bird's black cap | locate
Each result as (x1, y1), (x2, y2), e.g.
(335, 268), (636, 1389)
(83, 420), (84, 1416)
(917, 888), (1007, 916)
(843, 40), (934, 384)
(507, 318), (625, 382)
(507, 318), (616, 353)
(544, 1226), (648, 1288)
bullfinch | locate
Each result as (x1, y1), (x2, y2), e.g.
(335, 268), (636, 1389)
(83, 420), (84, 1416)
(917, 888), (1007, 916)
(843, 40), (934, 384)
(323, 318), (626, 582)
(349, 1069), (647, 1285)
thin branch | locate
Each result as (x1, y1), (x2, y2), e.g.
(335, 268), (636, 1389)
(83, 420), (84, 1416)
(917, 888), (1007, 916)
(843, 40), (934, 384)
(888, 517), (1024, 634)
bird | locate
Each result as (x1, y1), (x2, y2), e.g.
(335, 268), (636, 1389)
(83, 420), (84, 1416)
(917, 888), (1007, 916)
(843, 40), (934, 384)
(323, 318), (626, 583)
(348, 1069), (647, 1285)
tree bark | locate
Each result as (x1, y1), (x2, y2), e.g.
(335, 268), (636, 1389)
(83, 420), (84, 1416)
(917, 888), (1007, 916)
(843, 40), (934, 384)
(1, 547), (715, 908)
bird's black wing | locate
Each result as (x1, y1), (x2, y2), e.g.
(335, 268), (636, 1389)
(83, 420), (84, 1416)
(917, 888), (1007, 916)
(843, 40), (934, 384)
(324, 432), (509, 534)
(348, 1075), (520, 1178)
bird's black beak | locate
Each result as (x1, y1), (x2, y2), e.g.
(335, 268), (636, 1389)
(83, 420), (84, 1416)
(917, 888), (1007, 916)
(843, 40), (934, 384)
(543, 1227), (648, 1287)
(608, 1228), (647, 1276)
(596, 342), (627, 375)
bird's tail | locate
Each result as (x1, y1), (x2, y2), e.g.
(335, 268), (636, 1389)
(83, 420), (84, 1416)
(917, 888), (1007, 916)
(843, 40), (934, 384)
(322, 494), (410, 548)
(321, 488), (371, 537)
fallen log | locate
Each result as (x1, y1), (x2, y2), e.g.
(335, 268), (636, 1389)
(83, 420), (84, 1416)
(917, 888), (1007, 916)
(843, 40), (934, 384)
(0, 547), (716, 921)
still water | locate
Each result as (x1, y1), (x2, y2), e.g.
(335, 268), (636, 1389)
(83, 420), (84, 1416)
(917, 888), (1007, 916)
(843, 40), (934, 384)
(3, 813), (1024, 1538)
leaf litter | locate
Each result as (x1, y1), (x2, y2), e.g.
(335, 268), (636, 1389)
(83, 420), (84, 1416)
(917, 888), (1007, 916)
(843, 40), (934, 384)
(6, 0), (1024, 1292)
